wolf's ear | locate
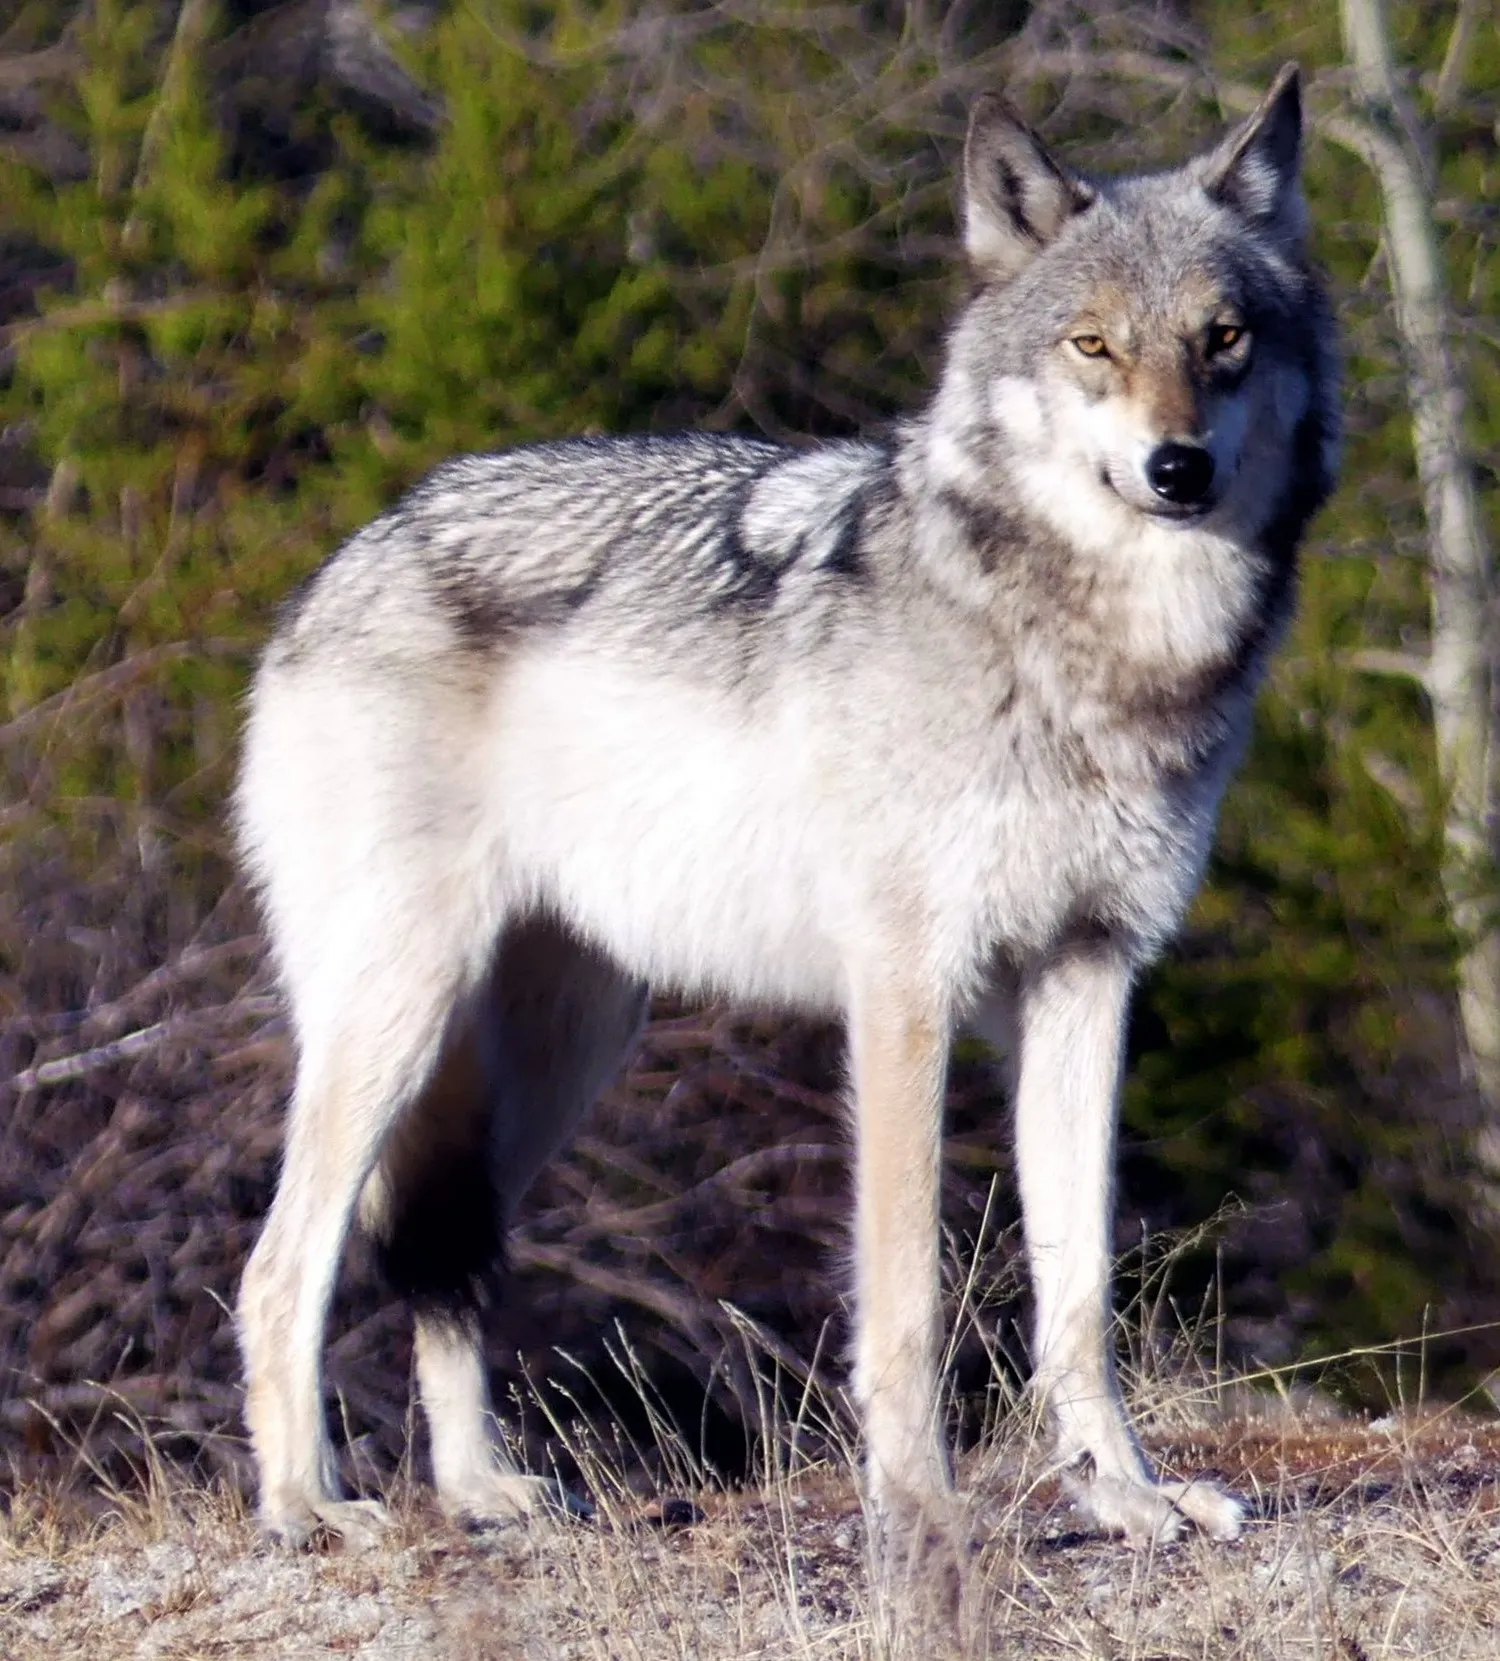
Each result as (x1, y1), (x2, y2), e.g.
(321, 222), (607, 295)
(962, 94), (1094, 281)
(1202, 64), (1305, 237)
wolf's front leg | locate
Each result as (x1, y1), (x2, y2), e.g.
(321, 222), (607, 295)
(1014, 937), (1243, 1544)
(847, 980), (952, 1527)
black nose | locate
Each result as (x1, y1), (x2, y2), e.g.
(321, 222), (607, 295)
(1145, 442), (1215, 507)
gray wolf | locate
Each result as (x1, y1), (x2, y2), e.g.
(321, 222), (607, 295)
(235, 64), (1337, 1549)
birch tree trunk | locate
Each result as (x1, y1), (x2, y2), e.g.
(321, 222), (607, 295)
(1337, 0), (1500, 1184)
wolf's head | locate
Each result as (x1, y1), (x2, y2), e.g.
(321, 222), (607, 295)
(936, 66), (1337, 553)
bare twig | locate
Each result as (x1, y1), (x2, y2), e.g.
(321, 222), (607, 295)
(0, 640), (246, 748)
(4, 1000), (279, 1095)
(1346, 648), (1432, 686)
(1433, 0), (1486, 114)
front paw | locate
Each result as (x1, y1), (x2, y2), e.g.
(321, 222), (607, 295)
(259, 1494), (392, 1552)
(1063, 1464), (1245, 1545)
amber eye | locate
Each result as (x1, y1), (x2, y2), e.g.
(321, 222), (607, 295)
(1071, 334), (1109, 358)
(1207, 322), (1247, 356)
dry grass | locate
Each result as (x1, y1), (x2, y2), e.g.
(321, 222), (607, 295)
(2, 1362), (1498, 1660)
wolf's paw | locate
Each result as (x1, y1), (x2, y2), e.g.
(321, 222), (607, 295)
(1064, 1467), (1245, 1546)
(440, 1470), (591, 1530)
(260, 1495), (392, 1553)
(1156, 1476), (1246, 1542)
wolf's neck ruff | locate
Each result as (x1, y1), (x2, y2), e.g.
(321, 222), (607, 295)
(902, 419), (1279, 739)
(235, 66), (1337, 1556)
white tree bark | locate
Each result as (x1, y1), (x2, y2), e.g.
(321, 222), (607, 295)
(1338, 0), (1500, 1166)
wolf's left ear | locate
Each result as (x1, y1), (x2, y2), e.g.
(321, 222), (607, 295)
(1201, 64), (1306, 239)
(962, 94), (1095, 282)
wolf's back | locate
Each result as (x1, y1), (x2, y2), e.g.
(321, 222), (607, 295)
(264, 433), (893, 674)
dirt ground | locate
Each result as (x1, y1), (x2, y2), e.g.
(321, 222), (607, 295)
(2, 1406), (1497, 1660)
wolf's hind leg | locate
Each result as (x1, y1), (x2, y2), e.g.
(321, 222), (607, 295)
(367, 914), (648, 1526)
(1012, 938), (1244, 1544)
(360, 1013), (539, 1523)
(239, 900), (490, 1548)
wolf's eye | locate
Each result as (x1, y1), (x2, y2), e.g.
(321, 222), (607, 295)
(1207, 323), (1247, 356)
(1071, 334), (1109, 359)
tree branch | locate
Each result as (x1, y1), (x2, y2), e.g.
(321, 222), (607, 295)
(1346, 648), (1433, 687)
(1433, 0), (1486, 114)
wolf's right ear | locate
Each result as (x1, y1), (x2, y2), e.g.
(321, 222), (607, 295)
(962, 95), (1094, 282)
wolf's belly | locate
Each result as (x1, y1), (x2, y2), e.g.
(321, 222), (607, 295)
(485, 645), (1222, 1001)
(485, 649), (852, 1007)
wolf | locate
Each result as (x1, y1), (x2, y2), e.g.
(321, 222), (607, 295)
(234, 64), (1337, 1550)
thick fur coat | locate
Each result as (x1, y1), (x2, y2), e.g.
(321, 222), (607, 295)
(236, 66), (1338, 1549)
